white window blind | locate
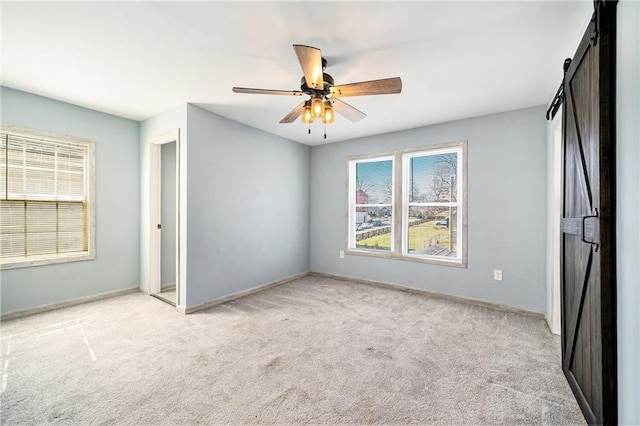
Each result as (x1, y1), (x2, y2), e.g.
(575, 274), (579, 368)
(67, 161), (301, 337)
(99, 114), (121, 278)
(0, 130), (91, 263)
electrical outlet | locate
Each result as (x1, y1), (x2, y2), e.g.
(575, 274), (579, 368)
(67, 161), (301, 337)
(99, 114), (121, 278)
(339, 250), (345, 259)
(494, 269), (503, 281)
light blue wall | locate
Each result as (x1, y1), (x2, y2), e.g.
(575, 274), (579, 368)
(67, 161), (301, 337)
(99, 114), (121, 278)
(616, 1), (640, 423)
(310, 106), (548, 312)
(184, 104), (310, 307)
(0, 87), (140, 313)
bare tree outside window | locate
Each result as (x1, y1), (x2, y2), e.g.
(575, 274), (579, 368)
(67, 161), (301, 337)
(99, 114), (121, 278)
(407, 151), (459, 257)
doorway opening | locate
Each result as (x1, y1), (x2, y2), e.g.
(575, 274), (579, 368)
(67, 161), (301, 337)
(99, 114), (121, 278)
(148, 130), (180, 307)
(153, 141), (178, 305)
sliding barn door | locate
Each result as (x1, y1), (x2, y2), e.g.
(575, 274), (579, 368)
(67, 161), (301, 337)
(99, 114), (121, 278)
(560, 1), (617, 424)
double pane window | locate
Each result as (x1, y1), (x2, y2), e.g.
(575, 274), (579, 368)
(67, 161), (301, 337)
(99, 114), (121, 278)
(347, 141), (466, 267)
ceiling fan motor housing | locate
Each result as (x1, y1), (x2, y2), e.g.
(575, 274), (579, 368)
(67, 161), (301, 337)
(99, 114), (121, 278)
(300, 72), (334, 97)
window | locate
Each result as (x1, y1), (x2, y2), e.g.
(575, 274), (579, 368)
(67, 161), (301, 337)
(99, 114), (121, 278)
(0, 125), (95, 269)
(347, 141), (467, 267)
(348, 156), (394, 252)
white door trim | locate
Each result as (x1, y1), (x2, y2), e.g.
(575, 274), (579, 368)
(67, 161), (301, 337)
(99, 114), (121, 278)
(547, 107), (562, 335)
(148, 129), (181, 306)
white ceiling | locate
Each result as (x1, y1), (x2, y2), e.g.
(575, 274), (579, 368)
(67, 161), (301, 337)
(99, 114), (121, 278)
(2, 1), (592, 146)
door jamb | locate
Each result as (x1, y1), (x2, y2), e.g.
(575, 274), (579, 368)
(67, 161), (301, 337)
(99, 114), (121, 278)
(548, 109), (563, 335)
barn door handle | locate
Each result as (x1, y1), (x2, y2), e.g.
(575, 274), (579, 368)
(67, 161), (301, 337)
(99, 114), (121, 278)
(581, 208), (599, 252)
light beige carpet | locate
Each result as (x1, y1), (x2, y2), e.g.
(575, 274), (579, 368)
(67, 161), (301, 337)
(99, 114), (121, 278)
(0, 275), (584, 424)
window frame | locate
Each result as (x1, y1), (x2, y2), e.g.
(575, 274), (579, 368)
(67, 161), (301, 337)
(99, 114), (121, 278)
(345, 140), (467, 268)
(0, 124), (96, 269)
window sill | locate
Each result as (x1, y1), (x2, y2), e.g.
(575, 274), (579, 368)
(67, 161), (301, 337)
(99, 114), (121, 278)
(345, 248), (467, 268)
(1, 252), (95, 270)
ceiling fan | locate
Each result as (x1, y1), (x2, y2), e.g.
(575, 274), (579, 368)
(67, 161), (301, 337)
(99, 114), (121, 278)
(232, 44), (402, 138)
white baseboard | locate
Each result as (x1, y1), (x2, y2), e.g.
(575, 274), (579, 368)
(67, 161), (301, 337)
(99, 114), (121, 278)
(1, 286), (140, 321)
(3, 271), (549, 325)
(545, 314), (554, 335)
(310, 271), (547, 321)
(184, 271), (309, 314)
(545, 313), (561, 335)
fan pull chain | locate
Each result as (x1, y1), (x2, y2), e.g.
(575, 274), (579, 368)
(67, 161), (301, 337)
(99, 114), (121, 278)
(324, 123), (327, 139)
(308, 123), (311, 135)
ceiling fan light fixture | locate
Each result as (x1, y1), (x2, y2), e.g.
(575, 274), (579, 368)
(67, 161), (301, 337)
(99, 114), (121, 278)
(322, 101), (334, 124)
(311, 97), (324, 118)
(301, 101), (313, 124)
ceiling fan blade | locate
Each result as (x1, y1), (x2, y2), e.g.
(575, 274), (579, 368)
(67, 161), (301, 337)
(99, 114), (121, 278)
(330, 77), (402, 97)
(330, 98), (367, 123)
(293, 44), (324, 90)
(279, 102), (305, 124)
(233, 87), (305, 96)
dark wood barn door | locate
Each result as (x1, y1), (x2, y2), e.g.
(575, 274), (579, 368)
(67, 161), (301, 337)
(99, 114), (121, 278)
(560, 1), (617, 424)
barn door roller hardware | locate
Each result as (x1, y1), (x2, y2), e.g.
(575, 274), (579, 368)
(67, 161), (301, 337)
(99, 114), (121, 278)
(547, 0), (610, 121)
(546, 58), (572, 120)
